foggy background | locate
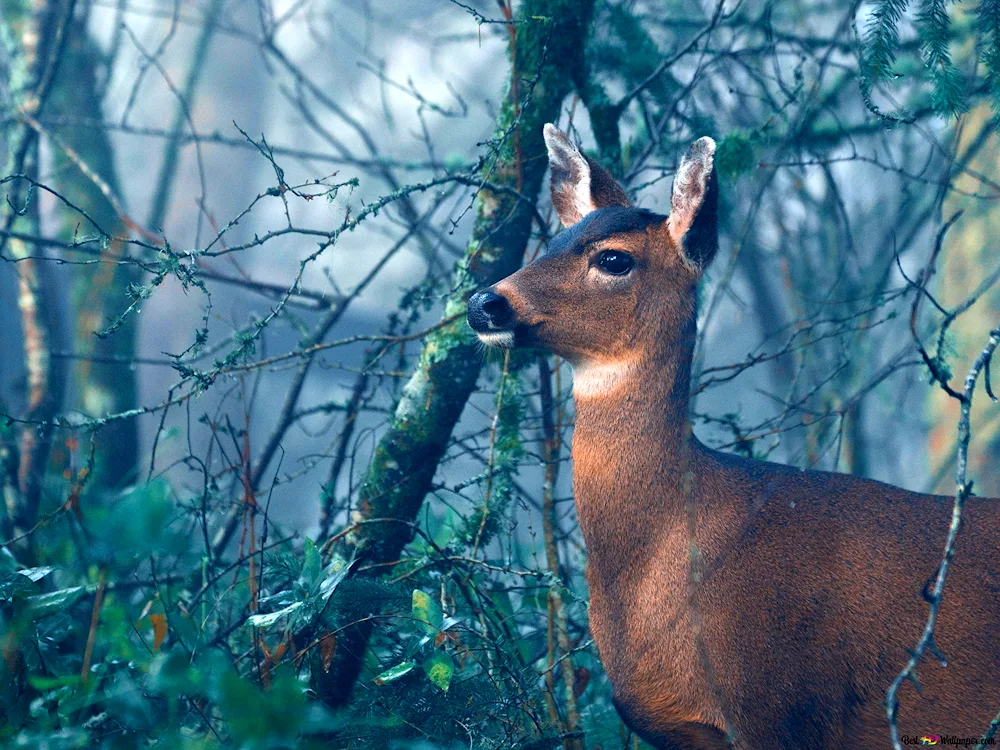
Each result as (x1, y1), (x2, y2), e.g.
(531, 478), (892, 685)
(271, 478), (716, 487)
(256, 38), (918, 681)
(4, 0), (972, 543)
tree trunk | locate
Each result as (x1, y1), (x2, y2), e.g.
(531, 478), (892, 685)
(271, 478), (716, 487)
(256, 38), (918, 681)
(311, 0), (596, 707)
(0, 0), (72, 552)
(48, 14), (140, 488)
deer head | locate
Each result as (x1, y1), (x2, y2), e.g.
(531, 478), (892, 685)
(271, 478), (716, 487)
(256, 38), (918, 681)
(467, 124), (718, 395)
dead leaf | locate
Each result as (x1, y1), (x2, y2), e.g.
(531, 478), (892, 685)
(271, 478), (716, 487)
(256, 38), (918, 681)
(149, 614), (168, 652)
(320, 633), (337, 672)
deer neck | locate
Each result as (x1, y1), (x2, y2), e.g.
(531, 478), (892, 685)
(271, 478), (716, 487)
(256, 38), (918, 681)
(570, 323), (701, 585)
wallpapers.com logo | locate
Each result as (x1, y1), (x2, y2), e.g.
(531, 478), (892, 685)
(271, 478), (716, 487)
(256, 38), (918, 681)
(901, 736), (995, 747)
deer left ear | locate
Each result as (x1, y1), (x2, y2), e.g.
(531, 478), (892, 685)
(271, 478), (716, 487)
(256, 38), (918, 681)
(543, 124), (630, 227)
(667, 137), (718, 269)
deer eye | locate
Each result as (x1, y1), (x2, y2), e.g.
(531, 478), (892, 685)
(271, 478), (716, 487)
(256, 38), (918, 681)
(595, 250), (634, 276)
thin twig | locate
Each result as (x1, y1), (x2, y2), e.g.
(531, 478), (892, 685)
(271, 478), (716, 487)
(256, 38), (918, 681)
(886, 326), (1000, 749)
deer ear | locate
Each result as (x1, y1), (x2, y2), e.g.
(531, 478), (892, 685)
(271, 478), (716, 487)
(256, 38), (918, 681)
(667, 137), (718, 268)
(543, 123), (629, 227)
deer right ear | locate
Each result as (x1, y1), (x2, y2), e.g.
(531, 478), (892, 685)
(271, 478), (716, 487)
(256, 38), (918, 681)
(543, 123), (629, 227)
(667, 137), (718, 269)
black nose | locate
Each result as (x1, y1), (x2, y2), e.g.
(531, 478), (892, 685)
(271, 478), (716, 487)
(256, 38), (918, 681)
(468, 291), (514, 332)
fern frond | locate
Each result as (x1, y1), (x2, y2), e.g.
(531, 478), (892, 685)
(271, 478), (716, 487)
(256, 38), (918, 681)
(862, 0), (913, 86)
(978, 0), (1000, 117)
(917, 0), (967, 115)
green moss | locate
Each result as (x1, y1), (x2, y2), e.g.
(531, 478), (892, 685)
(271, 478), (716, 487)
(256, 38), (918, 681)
(715, 134), (757, 181)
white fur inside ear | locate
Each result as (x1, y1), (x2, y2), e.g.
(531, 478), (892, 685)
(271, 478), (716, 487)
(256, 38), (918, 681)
(668, 136), (716, 248)
(543, 124), (597, 224)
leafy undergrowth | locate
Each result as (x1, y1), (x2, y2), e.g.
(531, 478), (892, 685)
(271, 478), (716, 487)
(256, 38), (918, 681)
(0, 476), (624, 749)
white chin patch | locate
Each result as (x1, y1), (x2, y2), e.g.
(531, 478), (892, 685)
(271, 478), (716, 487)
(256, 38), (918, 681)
(477, 331), (515, 348)
(571, 359), (636, 398)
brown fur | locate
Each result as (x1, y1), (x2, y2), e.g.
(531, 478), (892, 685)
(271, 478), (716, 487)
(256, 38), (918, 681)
(471, 127), (1000, 749)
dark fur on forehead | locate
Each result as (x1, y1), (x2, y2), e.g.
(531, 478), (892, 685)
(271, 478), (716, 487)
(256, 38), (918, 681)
(545, 206), (666, 257)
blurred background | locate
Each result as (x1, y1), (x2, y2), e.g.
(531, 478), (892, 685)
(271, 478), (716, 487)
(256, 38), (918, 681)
(2, 0), (999, 747)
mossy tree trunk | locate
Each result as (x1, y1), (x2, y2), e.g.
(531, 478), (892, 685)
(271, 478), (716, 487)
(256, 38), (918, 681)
(312, 0), (596, 707)
(1, 0), (71, 550)
(48, 12), (140, 488)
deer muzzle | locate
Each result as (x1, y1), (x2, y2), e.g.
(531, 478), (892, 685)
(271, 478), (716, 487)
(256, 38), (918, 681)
(467, 290), (517, 348)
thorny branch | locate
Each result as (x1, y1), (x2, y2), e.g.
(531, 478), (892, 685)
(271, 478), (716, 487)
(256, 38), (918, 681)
(886, 325), (1000, 750)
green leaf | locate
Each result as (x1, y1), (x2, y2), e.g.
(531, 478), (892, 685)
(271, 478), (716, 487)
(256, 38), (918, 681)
(422, 652), (454, 692)
(319, 553), (353, 601)
(18, 566), (54, 582)
(0, 572), (40, 602)
(490, 588), (515, 621)
(411, 589), (442, 633)
(300, 538), (321, 589)
(28, 674), (82, 691)
(246, 601), (303, 629)
(373, 661), (416, 685)
(84, 478), (184, 565)
(218, 669), (309, 745)
(26, 586), (86, 618)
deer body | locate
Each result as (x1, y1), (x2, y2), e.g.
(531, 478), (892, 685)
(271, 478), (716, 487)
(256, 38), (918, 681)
(575, 375), (1000, 748)
(467, 125), (1000, 749)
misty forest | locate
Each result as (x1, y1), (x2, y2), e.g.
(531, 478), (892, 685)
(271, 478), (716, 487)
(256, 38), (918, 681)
(2, 0), (1000, 748)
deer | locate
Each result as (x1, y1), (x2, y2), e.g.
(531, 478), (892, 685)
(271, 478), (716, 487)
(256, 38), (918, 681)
(466, 124), (1000, 750)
